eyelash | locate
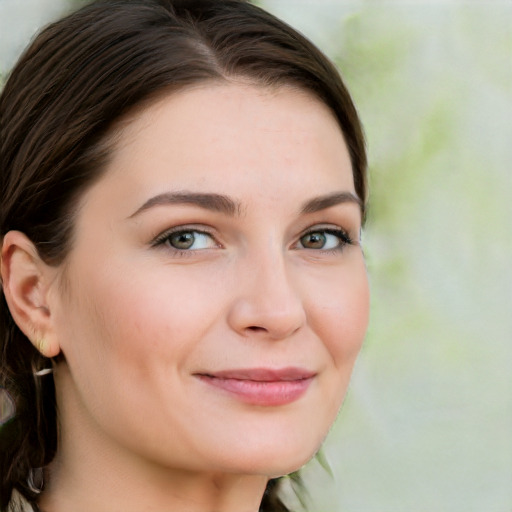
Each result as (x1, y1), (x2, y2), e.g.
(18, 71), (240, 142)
(151, 226), (218, 253)
(296, 227), (354, 253)
(151, 225), (354, 255)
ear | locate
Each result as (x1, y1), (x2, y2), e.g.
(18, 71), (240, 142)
(1, 231), (61, 358)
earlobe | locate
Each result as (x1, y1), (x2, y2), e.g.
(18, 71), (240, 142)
(1, 231), (61, 358)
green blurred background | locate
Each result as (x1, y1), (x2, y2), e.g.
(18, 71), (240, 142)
(1, 1), (511, 510)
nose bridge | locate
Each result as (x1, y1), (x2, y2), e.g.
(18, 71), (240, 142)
(227, 240), (306, 340)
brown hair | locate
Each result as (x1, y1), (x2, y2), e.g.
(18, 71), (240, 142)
(0, 0), (367, 510)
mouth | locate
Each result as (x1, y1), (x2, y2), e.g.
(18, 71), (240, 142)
(194, 367), (316, 406)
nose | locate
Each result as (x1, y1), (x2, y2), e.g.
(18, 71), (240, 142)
(226, 253), (307, 340)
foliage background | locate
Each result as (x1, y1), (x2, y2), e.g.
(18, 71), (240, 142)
(1, 0), (511, 511)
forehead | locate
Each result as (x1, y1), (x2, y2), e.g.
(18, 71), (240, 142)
(81, 82), (356, 219)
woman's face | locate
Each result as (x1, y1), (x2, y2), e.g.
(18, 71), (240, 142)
(49, 83), (369, 477)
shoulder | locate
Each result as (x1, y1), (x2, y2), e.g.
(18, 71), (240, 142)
(7, 490), (38, 512)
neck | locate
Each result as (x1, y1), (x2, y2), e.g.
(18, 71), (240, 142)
(39, 367), (268, 512)
(40, 450), (268, 512)
(40, 466), (267, 512)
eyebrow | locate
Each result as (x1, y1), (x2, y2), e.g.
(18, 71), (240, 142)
(129, 189), (363, 219)
(129, 191), (242, 218)
(300, 191), (363, 214)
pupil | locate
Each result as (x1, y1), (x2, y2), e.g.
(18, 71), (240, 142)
(171, 232), (194, 249)
(303, 232), (325, 249)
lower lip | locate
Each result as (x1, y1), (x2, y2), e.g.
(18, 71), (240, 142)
(197, 375), (313, 406)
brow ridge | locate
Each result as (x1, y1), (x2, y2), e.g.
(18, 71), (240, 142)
(300, 191), (362, 214)
(129, 191), (242, 218)
(130, 189), (361, 219)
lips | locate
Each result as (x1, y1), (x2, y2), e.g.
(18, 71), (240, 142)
(195, 367), (315, 406)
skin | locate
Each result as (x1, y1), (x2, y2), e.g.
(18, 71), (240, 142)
(2, 83), (369, 512)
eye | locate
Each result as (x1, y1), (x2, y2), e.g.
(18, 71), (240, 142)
(153, 229), (218, 251)
(297, 228), (352, 251)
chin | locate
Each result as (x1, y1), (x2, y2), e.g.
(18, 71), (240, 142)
(210, 431), (324, 478)
(250, 450), (317, 479)
(193, 402), (341, 478)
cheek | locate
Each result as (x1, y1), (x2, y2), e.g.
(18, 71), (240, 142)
(64, 259), (219, 371)
(54, 259), (217, 438)
(306, 258), (370, 369)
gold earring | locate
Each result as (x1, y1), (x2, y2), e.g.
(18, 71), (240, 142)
(36, 338), (48, 356)
(34, 338), (54, 377)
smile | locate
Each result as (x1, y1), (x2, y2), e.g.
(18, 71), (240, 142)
(195, 367), (316, 406)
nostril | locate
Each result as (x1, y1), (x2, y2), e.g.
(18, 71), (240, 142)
(247, 326), (267, 333)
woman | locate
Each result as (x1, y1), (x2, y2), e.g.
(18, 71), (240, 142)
(0, 1), (369, 511)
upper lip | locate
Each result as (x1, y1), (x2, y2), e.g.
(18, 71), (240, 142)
(196, 367), (316, 382)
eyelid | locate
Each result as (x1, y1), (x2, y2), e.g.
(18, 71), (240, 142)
(151, 225), (220, 250)
(294, 224), (356, 250)
(149, 223), (358, 253)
